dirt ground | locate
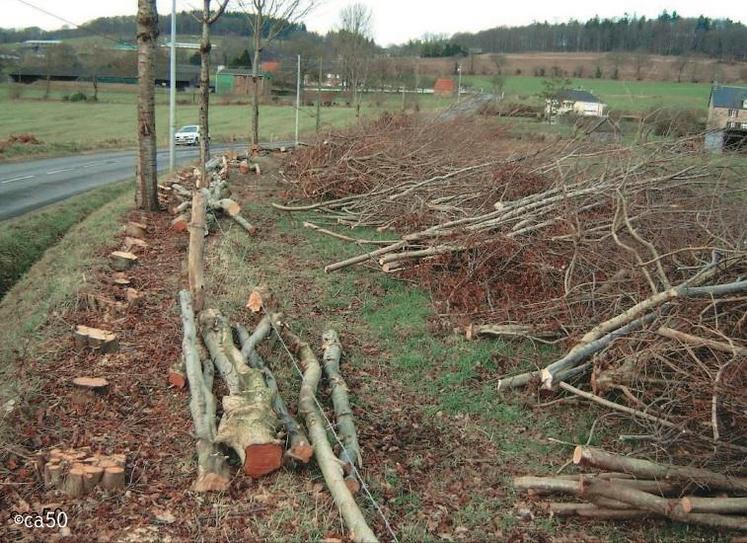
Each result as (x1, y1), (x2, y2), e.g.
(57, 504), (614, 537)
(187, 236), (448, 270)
(0, 155), (730, 542)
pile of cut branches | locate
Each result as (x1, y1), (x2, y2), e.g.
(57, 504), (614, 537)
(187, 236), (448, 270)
(274, 113), (747, 477)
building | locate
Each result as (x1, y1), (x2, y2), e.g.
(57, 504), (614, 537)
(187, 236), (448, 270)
(545, 89), (606, 120)
(215, 68), (271, 97)
(705, 85), (747, 152)
(433, 78), (455, 97)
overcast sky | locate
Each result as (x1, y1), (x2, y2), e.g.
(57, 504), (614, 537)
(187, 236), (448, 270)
(7, 0), (746, 46)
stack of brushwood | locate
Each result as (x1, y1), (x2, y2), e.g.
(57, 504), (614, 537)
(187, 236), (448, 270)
(516, 446), (747, 531)
(274, 114), (747, 489)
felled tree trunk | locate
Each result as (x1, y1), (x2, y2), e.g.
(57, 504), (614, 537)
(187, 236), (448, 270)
(188, 189), (208, 311)
(285, 326), (378, 543)
(199, 308), (282, 478)
(235, 318), (313, 463)
(179, 291), (229, 491)
(322, 329), (362, 492)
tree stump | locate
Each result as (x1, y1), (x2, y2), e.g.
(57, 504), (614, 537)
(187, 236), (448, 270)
(110, 251), (138, 271)
(73, 325), (119, 353)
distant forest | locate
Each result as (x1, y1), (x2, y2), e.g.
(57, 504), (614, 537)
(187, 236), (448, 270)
(452, 12), (747, 60)
(0, 11), (305, 44)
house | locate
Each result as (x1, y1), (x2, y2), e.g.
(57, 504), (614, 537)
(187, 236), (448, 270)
(545, 89), (606, 120)
(215, 67), (271, 97)
(705, 85), (747, 152)
(433, 78), (455, 97)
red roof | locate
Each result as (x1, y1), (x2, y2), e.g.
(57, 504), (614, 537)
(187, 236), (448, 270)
(261, 60), (280, 73)
(433, 78), (455, 92)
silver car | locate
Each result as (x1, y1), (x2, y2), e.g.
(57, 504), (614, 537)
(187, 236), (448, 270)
(175, 125), (206, 145)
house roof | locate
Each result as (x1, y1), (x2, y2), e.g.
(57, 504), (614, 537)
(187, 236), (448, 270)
(556, 89), (602, 103)
(710, 85), (747, 109)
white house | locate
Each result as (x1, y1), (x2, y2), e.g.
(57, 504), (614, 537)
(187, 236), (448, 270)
(545, 89), (606, 120)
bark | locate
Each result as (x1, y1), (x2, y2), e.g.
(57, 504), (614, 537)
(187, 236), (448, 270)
(549, 502), (649, 519)
(574, 446), (747, 493)
(199, 308), (282, 477)
(73, 325), (119, 353)
(250, 10), (262, 148)
(285, 326), (378, 543)
(680, 496), (747, 514)
(514, 475), (681, 497)
(136, 0), (160, 211)
(110, 251), (138, 271)
(583, 479), (747, 530)
(198, 0), (212, 189)
(235, 319), (313, 463)
(188, 189), (208, 311)
(322, 329), (362, 492)
(656, 326), (747, 356)
(179, 291), (230, 491)
(324, 241), (407, 273)
(466, 323), (561, 342)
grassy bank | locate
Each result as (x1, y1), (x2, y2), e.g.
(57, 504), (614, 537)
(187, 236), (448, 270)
(0, 181), (131, 297)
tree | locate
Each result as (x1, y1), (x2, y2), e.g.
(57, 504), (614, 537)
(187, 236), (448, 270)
(198, 0), (230, 187)
(672, 55), (690, 82)
(337, 3), (374, 118)
(136, 0), (159, 211)
(243, 0), (317, 147)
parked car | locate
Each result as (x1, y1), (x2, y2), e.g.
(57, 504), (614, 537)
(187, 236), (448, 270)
(175, 125), (209, 145)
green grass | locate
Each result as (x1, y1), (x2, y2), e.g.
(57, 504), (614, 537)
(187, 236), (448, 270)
(463, 74), (713, 112)
(0, 180), (131, 298)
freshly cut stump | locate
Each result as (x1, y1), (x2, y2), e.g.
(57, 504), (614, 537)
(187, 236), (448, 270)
(124, 221), (147, 238)
(73, 325), (119, 353)
(110, 251), (138, 271)
(72, 377), (110, 391)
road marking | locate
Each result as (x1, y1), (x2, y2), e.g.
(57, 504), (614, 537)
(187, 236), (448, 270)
(46, 168), (74, 175)
(80, 162), (98, 169)
(0, 174), (34, 185)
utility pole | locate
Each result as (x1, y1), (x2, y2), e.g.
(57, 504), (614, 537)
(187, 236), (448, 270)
(169, 0), (176, 171)
(457, 64), (462, 102)
(316, 57), (322, 133)
(295, 54), (301, 146)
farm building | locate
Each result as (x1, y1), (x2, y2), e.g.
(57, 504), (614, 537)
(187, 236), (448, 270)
(215, 68), (271, 97)
(545, 89), (606, 120)
(433, 78), (455, 97)
(705, 85), (747, 152)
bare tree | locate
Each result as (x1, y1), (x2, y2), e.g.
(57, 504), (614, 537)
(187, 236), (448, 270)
(136, 0), (160, 211)
(242, 0), (317, 148)
(198, 0), (230, 188)
(338, 3), (373, 118)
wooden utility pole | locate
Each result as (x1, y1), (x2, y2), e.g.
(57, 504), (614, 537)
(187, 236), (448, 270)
(136, 0), (160, 211)
(316, 57), (322, 133)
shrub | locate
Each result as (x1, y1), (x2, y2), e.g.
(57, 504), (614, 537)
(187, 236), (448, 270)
(69, 91), (88, 102)
(646, 107), (705, 138)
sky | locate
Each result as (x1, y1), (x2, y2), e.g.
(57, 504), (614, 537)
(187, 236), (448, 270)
(6, 0), (747, 46)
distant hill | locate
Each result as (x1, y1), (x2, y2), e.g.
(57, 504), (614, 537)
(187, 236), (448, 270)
(0, 11), (305, 45)
(452, 12), (747, 61)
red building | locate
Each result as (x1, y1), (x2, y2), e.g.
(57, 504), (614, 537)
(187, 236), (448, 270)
(433, 78), (455, 97)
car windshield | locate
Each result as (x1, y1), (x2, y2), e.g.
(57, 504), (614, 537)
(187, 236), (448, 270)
(179, 126), (198, 133)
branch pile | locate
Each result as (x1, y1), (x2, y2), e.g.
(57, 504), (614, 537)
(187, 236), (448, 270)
(273, 113), (747, 470)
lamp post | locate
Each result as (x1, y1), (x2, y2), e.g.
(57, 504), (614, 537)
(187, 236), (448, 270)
(168, 0), (176, 171)
(457, 64), (462, 102)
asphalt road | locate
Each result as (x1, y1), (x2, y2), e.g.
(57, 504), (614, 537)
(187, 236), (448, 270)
(0, 144), (246, 221)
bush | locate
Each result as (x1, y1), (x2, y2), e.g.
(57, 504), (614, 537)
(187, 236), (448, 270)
(646, 107), (705, 138)
(69, 91), (88, 102)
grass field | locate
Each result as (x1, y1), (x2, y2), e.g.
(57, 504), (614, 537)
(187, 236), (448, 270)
(463, 74), (713, 111)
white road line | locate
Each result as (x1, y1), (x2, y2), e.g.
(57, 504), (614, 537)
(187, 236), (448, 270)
(46, 168), (74, 175)
(0, 174), (34, 185)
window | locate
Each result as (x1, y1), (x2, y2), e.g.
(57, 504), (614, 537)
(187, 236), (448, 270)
(743, 99), (747, 108)
(742, 122), (747, 129)
(728, 109), (738, 117)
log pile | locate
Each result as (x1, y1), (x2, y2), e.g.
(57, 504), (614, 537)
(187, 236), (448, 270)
(516, 446), (747, 530)
(273, 113), (747, 472)
(38, 448), (126, 496)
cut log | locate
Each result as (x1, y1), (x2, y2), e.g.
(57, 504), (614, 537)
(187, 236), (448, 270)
(582, 479), (747, 530)
(548, 502), (650, 520)
(72, 377), (110, 391)
(466, 323), (561, 342)
(285, 326), (378, 543)
(110, 251), (138, 271)
(235, 319), (313, 464)
(123, 236), (148, 252)
(63, 466), (85, 497)
(214, 198), (241, 217)
(680, 497), (747, 514)
(111, 272), (131, 286)
(179, 291), (229, 491)
(124, 221), (147, 238)
(574, 446), (747, 493)
(514, 475), (681, 497)
(199, 308), (282, 478)
(239, 160), (250, 174)
(170, 200), (191, 215)
(322, 329), (362, 493)
(167, 359), (186, 389)
(246, 285), (272, 313)
(171, 214), (189, 233)
(188, 190), (208, 311)
(73, 325), (119, 353)
(82, 465), (103, 492)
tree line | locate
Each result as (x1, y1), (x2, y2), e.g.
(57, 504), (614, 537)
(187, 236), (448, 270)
(452, 12), (747, 60)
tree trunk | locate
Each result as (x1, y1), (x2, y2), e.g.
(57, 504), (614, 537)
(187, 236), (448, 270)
(136, 0), (160, 211)
(188, 189), (208, 311)
(322, 329), (362, 492)
(285, 327), (378, 543)
(199, 308), (282, 478)
(250, 11), (262, 148)
(179, 290), (229, 491)
(235, 319), (313, 463)
(198, 0), (212, 189)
